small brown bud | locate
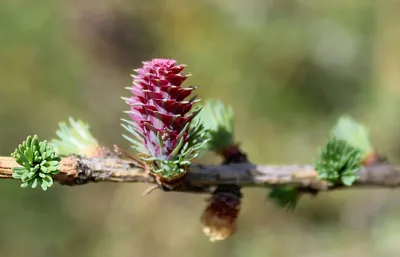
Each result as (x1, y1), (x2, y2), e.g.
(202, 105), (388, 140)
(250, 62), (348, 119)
(362, 152), (386, 166)
(201, 186), (241, 242)
(89, 146), (116, 158)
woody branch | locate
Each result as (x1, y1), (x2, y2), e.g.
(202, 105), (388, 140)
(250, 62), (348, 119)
(1, 156), (400, 192)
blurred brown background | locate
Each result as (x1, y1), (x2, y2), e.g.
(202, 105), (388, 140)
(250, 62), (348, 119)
(1, 0), (400, 256)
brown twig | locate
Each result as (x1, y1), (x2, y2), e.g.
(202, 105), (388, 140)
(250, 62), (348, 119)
(1, 156), (400, 192)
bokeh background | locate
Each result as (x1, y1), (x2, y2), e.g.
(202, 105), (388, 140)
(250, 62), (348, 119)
(1, 0), (400, 256)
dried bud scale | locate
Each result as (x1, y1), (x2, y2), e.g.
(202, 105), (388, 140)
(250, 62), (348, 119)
(122, 58), (208, 188)
(90, 146), (116, 158)
(201, 184), (242, 242)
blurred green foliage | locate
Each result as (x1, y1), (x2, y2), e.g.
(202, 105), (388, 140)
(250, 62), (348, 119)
(1, 0), (400, 257)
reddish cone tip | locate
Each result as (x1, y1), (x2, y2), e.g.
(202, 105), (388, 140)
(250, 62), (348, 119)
(122, 58), (208, 184)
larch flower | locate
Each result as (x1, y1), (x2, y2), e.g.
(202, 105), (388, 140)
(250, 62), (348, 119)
(122, 58), (208, 187)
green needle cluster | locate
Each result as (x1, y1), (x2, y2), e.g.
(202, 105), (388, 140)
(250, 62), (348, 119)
(197, 100), (235, 154)
(11, 135), (60, 191)
(315, 138), (362, 186)
(51, 117), (99, 156)
(268, 186), (299, 211)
